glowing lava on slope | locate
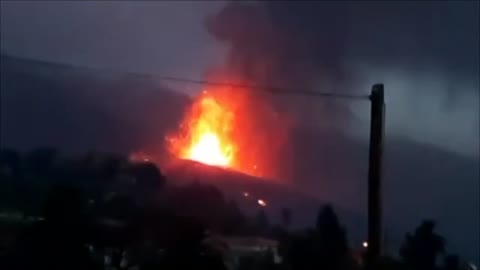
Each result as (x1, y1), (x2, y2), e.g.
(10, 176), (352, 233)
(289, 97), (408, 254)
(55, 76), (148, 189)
(167, 87), (240, 169)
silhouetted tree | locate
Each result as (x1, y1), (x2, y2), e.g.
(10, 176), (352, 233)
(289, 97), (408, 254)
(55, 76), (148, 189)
(161, 216), (226, 270)
(259, 248), (278, 270)
(238, 248), (277, 270)
(376, 256), (406, 270)
(99, 154), (127, 183)
(128, 162), (166, 206)
(255, 209), (270, 235)
(282, 229), (317, 270)
(223, 200), (247, 234)
(129, 162), (166, 189)
(0, 149), (21, 207)
(444, 254), (461, 270)
(281, 205), (350, 270)
(400, 220), (445, 270)
(168, 182), (229, 231)
(42, 184), (86, 223)
(238, 255), (256, 270)
(6, 184), (98, 270)
(24, 147), (58, 175)
(281, 207), (292, 229)
(0, 148), (21, 176)
(315, 204), (350, 270)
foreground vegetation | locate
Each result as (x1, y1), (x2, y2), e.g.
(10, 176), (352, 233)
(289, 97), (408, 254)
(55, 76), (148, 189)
(0, 148), (470, 270)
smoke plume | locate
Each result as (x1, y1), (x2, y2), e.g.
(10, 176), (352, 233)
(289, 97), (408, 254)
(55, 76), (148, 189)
(205, 1), (479, 157)
(205, 2), (352, 130)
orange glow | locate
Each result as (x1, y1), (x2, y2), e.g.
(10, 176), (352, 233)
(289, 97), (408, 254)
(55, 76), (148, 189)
(189, 133), (229, 166)
(168, 93), (236, 167)
(257, 199), (267, 207)
(167, 83), (252, 174)
(181, 97), (234, 167)
(166, 75), (291, 179)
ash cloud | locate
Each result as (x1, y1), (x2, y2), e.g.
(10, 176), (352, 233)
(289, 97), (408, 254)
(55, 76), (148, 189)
(206, 1), (478, 89)
(205, 2), (352, 130)
(205, 1), (479, 156)
(206, 2), (348, 88)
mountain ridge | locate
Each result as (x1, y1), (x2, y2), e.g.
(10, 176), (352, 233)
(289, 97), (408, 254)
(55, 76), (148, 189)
(1, 53), (478, 262)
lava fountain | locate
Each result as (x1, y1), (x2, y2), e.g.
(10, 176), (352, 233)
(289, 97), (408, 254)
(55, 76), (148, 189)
(167, 79), (291, 179)
(167, 85), (240, 169)
(178, 95), (235, 167)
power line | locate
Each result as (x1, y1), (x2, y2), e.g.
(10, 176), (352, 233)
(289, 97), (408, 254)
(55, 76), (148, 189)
(3, 54), (369, 100)
(158, 76), (370, 100)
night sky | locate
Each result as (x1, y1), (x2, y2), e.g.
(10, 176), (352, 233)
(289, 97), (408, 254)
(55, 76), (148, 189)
(1, 0), (479, 263)
(2, 1), (478, 156)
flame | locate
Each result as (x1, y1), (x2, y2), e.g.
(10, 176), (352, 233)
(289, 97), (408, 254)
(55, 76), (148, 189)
(167, 76), (290, 179)
(189, 133), (229, 166)
(168, 89), (239, 168)
(182, 97), (234, 166)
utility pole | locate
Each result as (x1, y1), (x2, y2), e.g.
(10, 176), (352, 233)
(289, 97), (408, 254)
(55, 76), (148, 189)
(366, 84), (385, 269)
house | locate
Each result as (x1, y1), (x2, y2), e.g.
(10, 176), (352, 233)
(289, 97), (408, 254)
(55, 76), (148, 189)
(204, 234), (282, 269)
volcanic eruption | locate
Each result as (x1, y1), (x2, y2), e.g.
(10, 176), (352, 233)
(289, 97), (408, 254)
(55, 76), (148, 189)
(166, 1), (334, 180)
(170, 91), (236, 167)
(166, 76), (291, 180)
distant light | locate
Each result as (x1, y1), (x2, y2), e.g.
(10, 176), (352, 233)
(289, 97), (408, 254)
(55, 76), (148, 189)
(468, 263), (478, 270)
(362, 241), (368, 248)
(257, 199), (267, 207)
(243, 192), (250, 197)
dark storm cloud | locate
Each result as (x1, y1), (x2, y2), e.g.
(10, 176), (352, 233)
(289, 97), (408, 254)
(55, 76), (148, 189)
(0, 0), (225, 94)
(205, 2), (356, 132)
(206, 1), (479, 156)
(207, 1), (478, 88)
(1, 1), (477, 155)
(206, 2), (347, 87)
(0, 54), (191, 155)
